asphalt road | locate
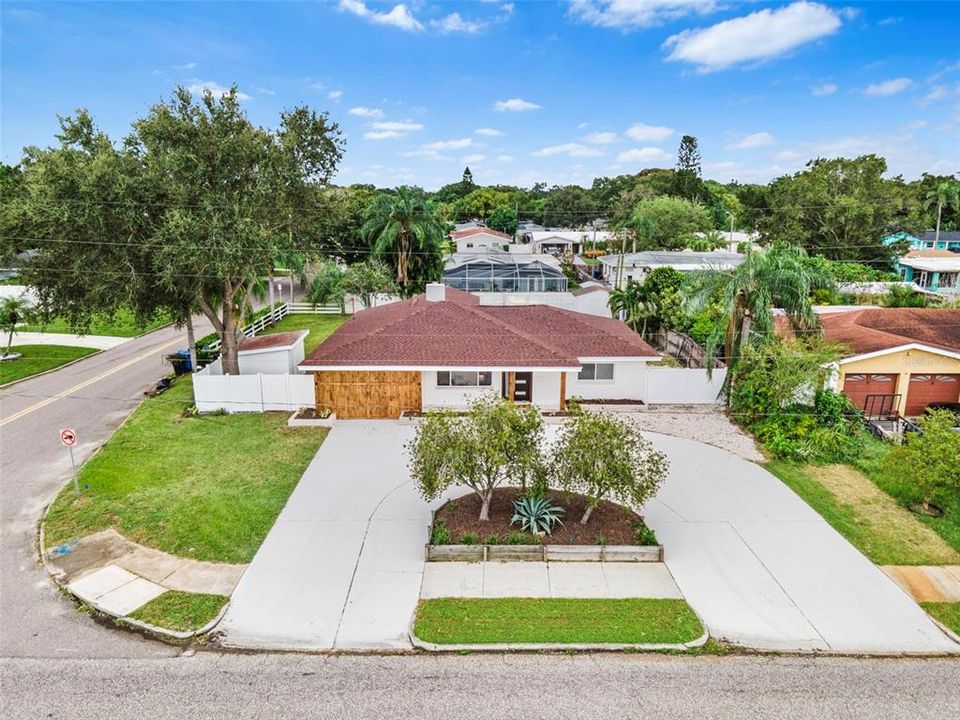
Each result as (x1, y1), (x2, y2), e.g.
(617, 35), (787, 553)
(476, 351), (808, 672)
(2, 653), (959, 719)
(0, 319), (211, 660)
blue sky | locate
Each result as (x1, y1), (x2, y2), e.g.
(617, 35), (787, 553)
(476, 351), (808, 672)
(2, 1), (958, 190)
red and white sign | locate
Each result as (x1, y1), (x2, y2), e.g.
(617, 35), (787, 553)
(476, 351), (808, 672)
(59, 428), (77, 447)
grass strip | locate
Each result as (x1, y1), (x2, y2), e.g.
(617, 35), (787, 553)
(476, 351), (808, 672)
(265, 313), (347, 353)
(414, 597), (704, 645)
(921, 602), (960, 637)
(128, 591), (228, 633)
(0, 344), (98, 385)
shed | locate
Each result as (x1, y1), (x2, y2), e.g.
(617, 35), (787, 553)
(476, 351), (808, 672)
(238, 330), (309, 375)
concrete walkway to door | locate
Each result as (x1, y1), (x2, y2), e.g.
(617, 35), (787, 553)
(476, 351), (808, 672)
(220, 421), (433, 650)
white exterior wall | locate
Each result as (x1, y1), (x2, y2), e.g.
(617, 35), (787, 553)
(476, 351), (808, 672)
(565, 361), (648, 401)
(531, 371), (562, 411)
(455, 237), (508, 253)
(643, 367), (727, 404)
(421, 371), (503, 409)
(237, 341), (305, 375)
(571, 290), (611, 317)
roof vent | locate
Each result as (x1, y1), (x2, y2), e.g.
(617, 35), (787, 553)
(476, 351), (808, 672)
(425, 283), (446, 302)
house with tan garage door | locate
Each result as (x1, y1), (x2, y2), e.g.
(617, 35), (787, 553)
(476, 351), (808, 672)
(298, 283), (660, 419)
(817, 308), (960, 418)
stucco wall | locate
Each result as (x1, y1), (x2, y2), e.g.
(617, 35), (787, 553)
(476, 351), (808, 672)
(565, 361), (647, 401)
(421, 371), (503, 409)
(838, 347), (960, 415)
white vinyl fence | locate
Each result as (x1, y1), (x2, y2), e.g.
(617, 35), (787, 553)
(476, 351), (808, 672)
(193, 359), (313, 413)
(643, 367), (727, 405)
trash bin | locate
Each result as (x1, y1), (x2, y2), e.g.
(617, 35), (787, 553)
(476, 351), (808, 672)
(168, 349), (192, 376)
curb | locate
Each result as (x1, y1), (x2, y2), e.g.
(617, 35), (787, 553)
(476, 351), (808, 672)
(0, 348), (104, 390)
(926, 615), (960, 646)
(407, 620), (710, 654)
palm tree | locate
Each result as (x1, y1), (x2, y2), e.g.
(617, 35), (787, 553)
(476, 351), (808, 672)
(685, 243), (830, 380)
(1, 296), (33, 359)
(608, 281), (657, 338)
(924, 180), (960, 247)
(361, 187), (445, 290)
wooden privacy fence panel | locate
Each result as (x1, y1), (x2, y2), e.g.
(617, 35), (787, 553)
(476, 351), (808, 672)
(313, 371), (422, 419)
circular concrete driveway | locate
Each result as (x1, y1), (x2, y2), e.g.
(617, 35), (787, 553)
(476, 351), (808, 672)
(641, 431), (958, 654)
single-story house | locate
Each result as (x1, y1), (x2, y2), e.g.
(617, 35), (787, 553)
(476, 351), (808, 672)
(895, 250), (960, 294)
(885, 230), (960, 253)
(599, 250), (745, 288)
(449, 227), (515, 253)
(803, 308), (960, 417)
(442, 251), (568, 292)
(524, 230), (616, 255)
(298, 284), (660, 418)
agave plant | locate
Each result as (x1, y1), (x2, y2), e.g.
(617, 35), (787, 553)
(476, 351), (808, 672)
(510, 495), (564, 536)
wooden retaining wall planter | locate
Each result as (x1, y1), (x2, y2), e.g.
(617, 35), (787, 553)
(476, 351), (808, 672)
(287, 411), (337, 428)
(425, 544), (663, 562)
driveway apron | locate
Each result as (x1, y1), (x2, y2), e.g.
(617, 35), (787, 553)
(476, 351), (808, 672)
(220, 421), (432, 650)
(643, 432), (958, 654)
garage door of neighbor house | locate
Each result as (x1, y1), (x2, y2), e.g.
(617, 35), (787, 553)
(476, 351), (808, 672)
(842, 373), (897, 411)
(904, 374), (960, 416)
(313, 371), (421, 419)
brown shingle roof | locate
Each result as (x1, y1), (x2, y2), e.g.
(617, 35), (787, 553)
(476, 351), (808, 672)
(300, 292), (658, 369)
(816, 308), (960, 356)
(239, 330), (307, 352)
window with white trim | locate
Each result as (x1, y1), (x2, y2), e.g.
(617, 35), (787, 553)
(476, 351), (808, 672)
(578, 363), (614, 381)
(437, 371), (493, 387)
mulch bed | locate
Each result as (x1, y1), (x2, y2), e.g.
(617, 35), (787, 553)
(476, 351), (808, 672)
(293, 407), (332, 420)
(433, 487), (647, 546)
(578, 398), (645, 405)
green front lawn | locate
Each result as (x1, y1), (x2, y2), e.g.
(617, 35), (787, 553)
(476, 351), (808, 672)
(921, 602), (960, 636)
(0, 344), (98, 385)
(767, 461), (960, 565)
(265, 313), (347, 354)
(19, 308), (170, 337)
(43, 377), (327, 564)
(414, 598), (704, 645)
(127, 591), (229, 633)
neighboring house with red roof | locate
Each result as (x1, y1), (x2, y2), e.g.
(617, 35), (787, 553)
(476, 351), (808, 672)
(789, 308), (960, 417)
(298, 284), (659, 418)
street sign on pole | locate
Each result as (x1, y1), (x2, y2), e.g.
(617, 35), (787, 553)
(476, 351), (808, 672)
(60, 429), (80, 498)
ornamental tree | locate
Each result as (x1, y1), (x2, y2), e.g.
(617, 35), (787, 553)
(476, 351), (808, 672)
(551, 411), (669, 524)
(407, 395), (544, 521)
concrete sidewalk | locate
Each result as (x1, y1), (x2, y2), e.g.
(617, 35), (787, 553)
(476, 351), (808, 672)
(10, 331), (129, 350)
(421, 561), (683, 599)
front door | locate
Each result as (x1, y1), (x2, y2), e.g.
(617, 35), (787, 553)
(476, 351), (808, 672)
(513, 372), (533, 402)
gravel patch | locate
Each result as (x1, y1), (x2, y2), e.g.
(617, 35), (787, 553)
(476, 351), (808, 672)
(619, 406), (765, 462)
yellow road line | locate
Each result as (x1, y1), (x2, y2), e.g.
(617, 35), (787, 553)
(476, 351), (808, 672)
(0, 337), (182, 428)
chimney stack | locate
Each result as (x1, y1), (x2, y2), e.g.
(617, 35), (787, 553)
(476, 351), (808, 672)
(425, 283), (446, 302)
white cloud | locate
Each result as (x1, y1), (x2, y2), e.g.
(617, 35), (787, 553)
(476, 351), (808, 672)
(878, 16), (901, 26)
(920, 85), (951, 106)
(863, 77), (913, 97)
(338, 0), (424, 32)
(906, 120), (928, 129)
(664, 2), (843, 72)
(577, 121), (591, 129)
(625, 122), (674, 142)
(186, 81), (251, 101)
(494, 97), (542, 112)
(496, 154), (515, 163)
(364, 130), (404, 140)
(371, 121), (424, 131)
(173, 62), (197, 70)
(348, 106), (384, 117)
(727, 131), (775, 149)
(568, 0), (719, 31)
(584, 131), (618, 144)
(252, 85), (276, 96)
(423, 138), (473, 150)
(6, 8), (43, 19)
(532, 143), (603, 157)
(811, 82), (838, 96)
(328, 90), (343, 100)
(462, 154), (487, 163)
(617, 147), (671, 163)
(475, 127), (504, 137)
(431, 12), (487, 35)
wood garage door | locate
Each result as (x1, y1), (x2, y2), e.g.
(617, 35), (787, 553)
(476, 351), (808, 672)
(313, 371), (421, 419)
(842, 373), (896, 411)
(904, 374), (960, 416)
